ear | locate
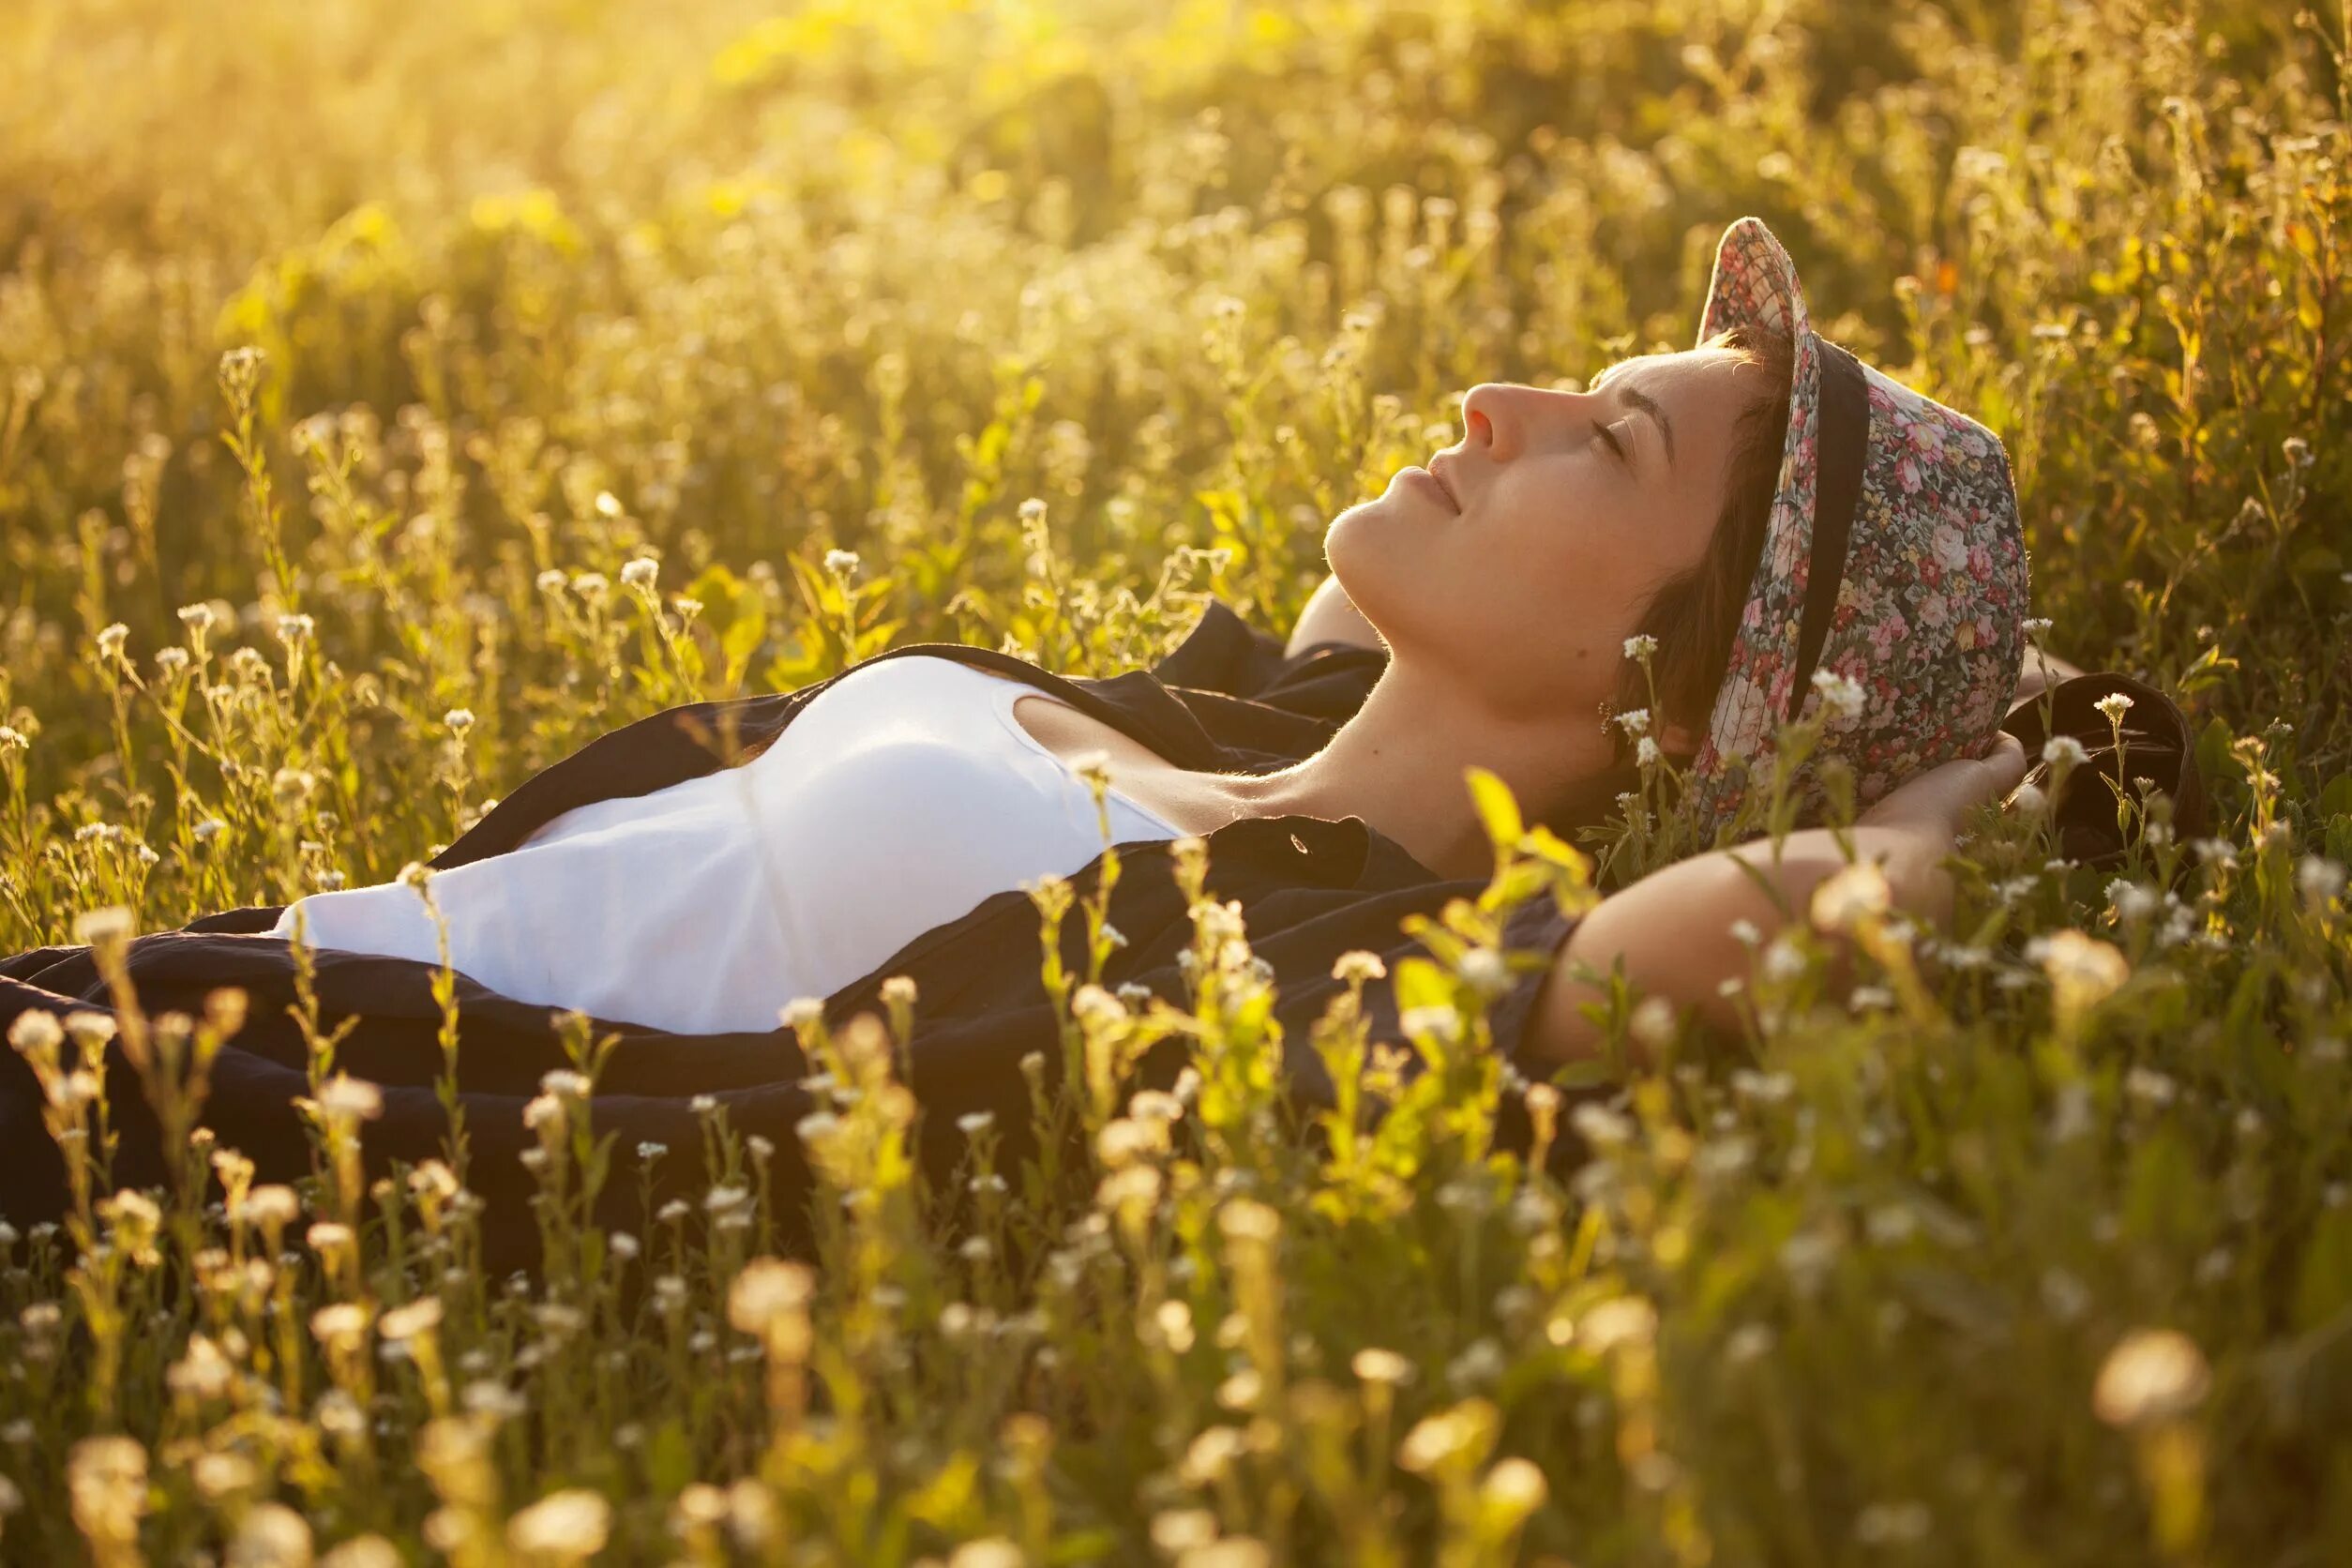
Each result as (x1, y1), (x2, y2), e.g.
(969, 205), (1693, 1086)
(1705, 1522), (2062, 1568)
(1656, 711), (1702, 758)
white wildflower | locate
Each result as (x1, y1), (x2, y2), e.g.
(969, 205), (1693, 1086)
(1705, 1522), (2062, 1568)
(380, 1297), (445, 1341)
(73, 905), (134, 946)
(1731, 1067), (1795, 1104)
(2038, 928), (2129, 1009)
(2092, 1328), (2209, 1426)
(2298, 855), (2346, 905)
(1457, 948), (1510, 997)
(2124, 1065), (2178, 1108)
(1761, 935), (1808, 981)
(727, 1256), (815, 1334)
(1579, 1296), (1659, 1355)
(505, 1488), (612, 1559)
(1630, 994), (1678, 1048)
(1351, 1346), (1415, 1385)
(315, 1074), (383, 1122)
(1810, 859), (1892, 933)
(2108, 880), (2162, 923)
(1810, 668), (1866, 721)
(1570, 1102), (1635, 1147)
(538, 1068), (590, 1099)
(1398, 1004), (1462, 1045)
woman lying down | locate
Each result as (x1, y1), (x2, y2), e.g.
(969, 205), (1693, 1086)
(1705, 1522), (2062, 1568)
(0, 217), (2060, 1269)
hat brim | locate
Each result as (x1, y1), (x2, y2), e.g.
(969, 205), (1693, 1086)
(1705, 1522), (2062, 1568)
(1684, 217), (1832, 835)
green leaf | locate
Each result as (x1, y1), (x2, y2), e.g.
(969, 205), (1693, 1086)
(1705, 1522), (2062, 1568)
(1476, 858), (1554, 916)
(644, 1420), (695, 1493)
(1520, 823), (1592, 874)
(1048, 1530), (1125, 1565)
(1391, 955), (1454, 1017)
(1542, 1057), (1618, 1092)
(2319, 772), (2352, 821)
(2194, 716), (2237, 796)
(1464, 764), (1523, 852)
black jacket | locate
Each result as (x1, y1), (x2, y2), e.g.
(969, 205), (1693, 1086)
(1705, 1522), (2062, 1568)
(0, 600), (1576, 1266)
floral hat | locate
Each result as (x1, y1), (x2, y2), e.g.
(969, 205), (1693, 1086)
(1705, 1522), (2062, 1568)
(1680, 216), (2031, 842)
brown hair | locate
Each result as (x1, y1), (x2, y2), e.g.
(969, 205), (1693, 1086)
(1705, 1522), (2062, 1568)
(1535, 320), (1796, 836)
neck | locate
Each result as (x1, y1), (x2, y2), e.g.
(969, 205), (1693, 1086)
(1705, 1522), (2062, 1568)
(1213, 656), (1616, 882)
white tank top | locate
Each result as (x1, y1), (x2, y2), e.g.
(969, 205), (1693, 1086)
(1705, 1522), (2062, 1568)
(266, 655), (1187, 1034)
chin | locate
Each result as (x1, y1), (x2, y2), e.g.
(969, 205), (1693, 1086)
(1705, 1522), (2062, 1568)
(1320, 500), (1385, 584)
(1320, 500), (1417, 641)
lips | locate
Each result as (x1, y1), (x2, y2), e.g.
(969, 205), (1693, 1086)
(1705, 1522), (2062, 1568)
(1426, 458), (1462, 515)
(1400, 467), (1455, 514)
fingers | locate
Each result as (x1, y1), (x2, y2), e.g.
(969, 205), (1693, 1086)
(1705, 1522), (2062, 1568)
(1979, 729), (2029, 797)
(1942, 731), (2028, 815)
(1859, 731), (2029, 832)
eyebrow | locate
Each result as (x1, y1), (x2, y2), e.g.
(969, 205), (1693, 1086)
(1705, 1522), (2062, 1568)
(1614, 382), (1676, 471)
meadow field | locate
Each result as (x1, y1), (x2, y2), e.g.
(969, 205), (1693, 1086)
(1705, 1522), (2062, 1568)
(3, 0), (2350, 1560)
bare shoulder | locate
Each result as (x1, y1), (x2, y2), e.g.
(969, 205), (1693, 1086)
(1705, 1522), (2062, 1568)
(1285, 576), (1386, 659)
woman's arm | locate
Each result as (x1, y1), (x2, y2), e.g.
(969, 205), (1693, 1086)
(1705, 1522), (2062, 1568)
(1285, 573), (1385, 659)
(1524, 731), (2028, 1069)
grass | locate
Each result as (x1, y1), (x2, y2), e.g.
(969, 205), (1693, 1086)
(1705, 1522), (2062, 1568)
(2, 0), (2350, 1561)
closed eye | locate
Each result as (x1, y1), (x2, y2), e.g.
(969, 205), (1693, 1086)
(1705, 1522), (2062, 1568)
(1593, 419), (1629, 466)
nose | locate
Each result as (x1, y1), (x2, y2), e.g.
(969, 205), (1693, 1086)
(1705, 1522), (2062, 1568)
(1458, 381), (1593, 463)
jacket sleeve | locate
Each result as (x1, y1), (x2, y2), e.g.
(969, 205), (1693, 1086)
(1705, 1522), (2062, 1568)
(1484, 896), (1579, 1075)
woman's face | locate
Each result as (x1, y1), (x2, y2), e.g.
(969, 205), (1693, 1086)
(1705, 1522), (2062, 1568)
(1326, 345), (1772, 744)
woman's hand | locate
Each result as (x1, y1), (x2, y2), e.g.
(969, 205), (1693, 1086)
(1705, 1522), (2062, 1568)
(1852, 730), (2029, 928)
(1859, 730), (2030, 834)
